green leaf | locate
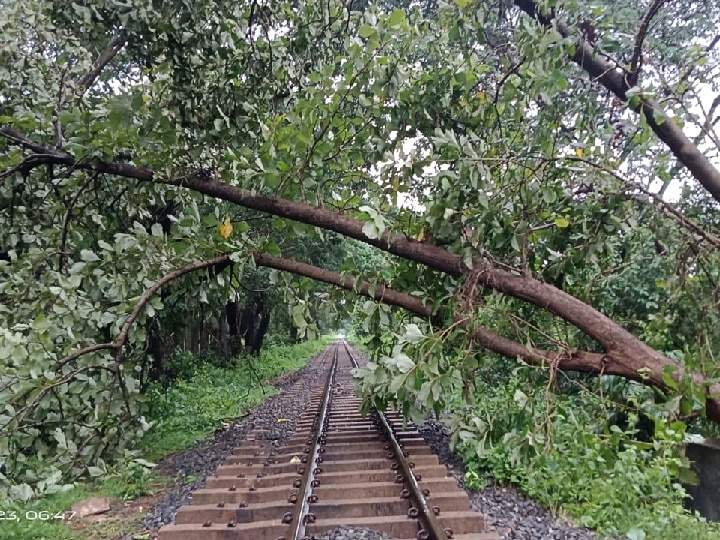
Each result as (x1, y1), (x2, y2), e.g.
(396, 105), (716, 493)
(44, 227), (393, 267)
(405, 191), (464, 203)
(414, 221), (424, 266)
(87, 466), (105, 477)
(401, 324), (424, 343)
(626, 529), (646, 540)
(652, 109), (667, 126)
(264, 241), (281, 257)
(389, 374), (406, 392)
(625, 86), (642, 98)
(394, 353), (415, 373)
(362, 221), (379, 239)
(554, 217), (570, 228)
(358, 24), (375, 38)
(388, 9), (405, 28)
(130, 93), (144, 111)
(80, 249), (100, 262)
(662, 365), (679, 392)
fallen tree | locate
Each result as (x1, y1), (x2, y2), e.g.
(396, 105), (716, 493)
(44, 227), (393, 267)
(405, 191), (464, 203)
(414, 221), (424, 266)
(1, 0), (719, 499)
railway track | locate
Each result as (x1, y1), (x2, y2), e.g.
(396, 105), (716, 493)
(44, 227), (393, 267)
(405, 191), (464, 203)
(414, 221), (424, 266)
(158, 341), (498, 540)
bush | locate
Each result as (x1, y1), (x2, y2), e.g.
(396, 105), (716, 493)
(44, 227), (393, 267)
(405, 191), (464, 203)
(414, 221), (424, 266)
(451, 367), (720, 540)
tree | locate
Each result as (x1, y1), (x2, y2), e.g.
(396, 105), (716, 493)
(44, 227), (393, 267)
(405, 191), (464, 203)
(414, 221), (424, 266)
(1, 0), (720, 499)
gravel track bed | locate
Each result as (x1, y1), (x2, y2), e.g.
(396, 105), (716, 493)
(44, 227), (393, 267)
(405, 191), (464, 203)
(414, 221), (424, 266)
(308, 526), (392, 540)
(141, 353), (329, 532)
(141, 346), (606, 539)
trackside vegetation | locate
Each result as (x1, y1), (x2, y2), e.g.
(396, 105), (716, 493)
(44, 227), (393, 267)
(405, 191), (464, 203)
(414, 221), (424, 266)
(140, 337), (332, 460)
(3, 0), (720, 538)
(0, 339), (330, 540)
(453, 365), (720, 540)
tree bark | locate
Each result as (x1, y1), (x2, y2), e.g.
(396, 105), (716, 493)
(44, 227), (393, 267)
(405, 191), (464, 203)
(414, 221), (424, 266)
(218, 307), (229, 358)
(4, 133), (720, 423)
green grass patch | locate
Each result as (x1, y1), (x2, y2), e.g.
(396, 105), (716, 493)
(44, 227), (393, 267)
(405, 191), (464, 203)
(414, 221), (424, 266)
(140, 377), (276, 460)
(0, 474), (170, 540)
(140, 337), (332, 460)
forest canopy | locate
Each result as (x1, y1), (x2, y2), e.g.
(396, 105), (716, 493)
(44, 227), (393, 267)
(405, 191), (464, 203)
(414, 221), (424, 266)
(1, 0), (720, 503)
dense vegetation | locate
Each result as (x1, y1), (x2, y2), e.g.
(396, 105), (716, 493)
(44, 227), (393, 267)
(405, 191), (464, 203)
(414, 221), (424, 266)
(1, 338), (330, 540)
(2, 0), (720, 537)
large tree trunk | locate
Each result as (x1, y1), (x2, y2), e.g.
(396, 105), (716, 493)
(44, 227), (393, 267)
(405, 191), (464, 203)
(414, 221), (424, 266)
(5, 129), (720, 422)
(250, 302), (271, 356)
(218, 307), (228, 358)
(144, 318), (166, 390)
(225, 300), (243, 355)
(241, 293), (271, 356)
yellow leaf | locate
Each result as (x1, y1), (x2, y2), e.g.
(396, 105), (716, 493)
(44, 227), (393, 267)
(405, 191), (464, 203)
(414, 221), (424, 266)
(554, 217), (570, 228)
(575, 147), (585, 158)
(416, 229), (425, 242)
(219, 217), (233, 238)
(276, 418), (289, 423)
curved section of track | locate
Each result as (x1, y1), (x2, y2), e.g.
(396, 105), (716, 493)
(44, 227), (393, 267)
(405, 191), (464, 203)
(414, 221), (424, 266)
(159, 341), (498, 540)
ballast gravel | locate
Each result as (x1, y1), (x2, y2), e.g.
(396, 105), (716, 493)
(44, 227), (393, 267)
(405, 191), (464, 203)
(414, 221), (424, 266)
(141, 349), (607, 539)
(308, 526), (392, 540)
(141, 353), (329, 532)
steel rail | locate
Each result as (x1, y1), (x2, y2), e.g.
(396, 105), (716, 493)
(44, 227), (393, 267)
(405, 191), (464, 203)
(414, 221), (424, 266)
(342, 340), (450, 540)
(286, 341), (338, 540)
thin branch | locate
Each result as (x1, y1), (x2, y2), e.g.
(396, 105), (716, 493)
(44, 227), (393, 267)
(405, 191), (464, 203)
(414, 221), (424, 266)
(77, 32), (127, 95)
(58, 173), (97, 271)
(52, 254), (233, 373)
(113, 254), (232, 362)
(52, 343), (118, 372)
(674, 34), (720, 95)
(3, 364), (118, 434)
(493, 57), (525, 106)
(0, 127), (72, 160)
(54, 69), (68, 149)
(628, 0), (667, 87)
(548, 155), (720, 249)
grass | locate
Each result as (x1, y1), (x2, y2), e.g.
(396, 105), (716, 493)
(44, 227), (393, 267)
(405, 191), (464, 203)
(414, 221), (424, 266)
(139, 337), (331, 460)
(2, 337), (331, 540)
(0, 475), (169, 540)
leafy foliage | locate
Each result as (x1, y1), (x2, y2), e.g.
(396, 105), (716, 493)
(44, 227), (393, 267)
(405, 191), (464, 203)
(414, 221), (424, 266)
(2, 5), (720, 535)
(450, 364), (720, 539)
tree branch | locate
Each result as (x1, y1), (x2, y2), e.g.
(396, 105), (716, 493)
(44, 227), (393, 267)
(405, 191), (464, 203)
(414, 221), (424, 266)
(250, 253), (701, 400)
(77, 32), (127, 94)
(628, 0), (667, 86)
(113, 254), (232, 362)
(252, 252), (441, 322)
(513, 0), (720, 204)
(5, 130), (720, 422)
